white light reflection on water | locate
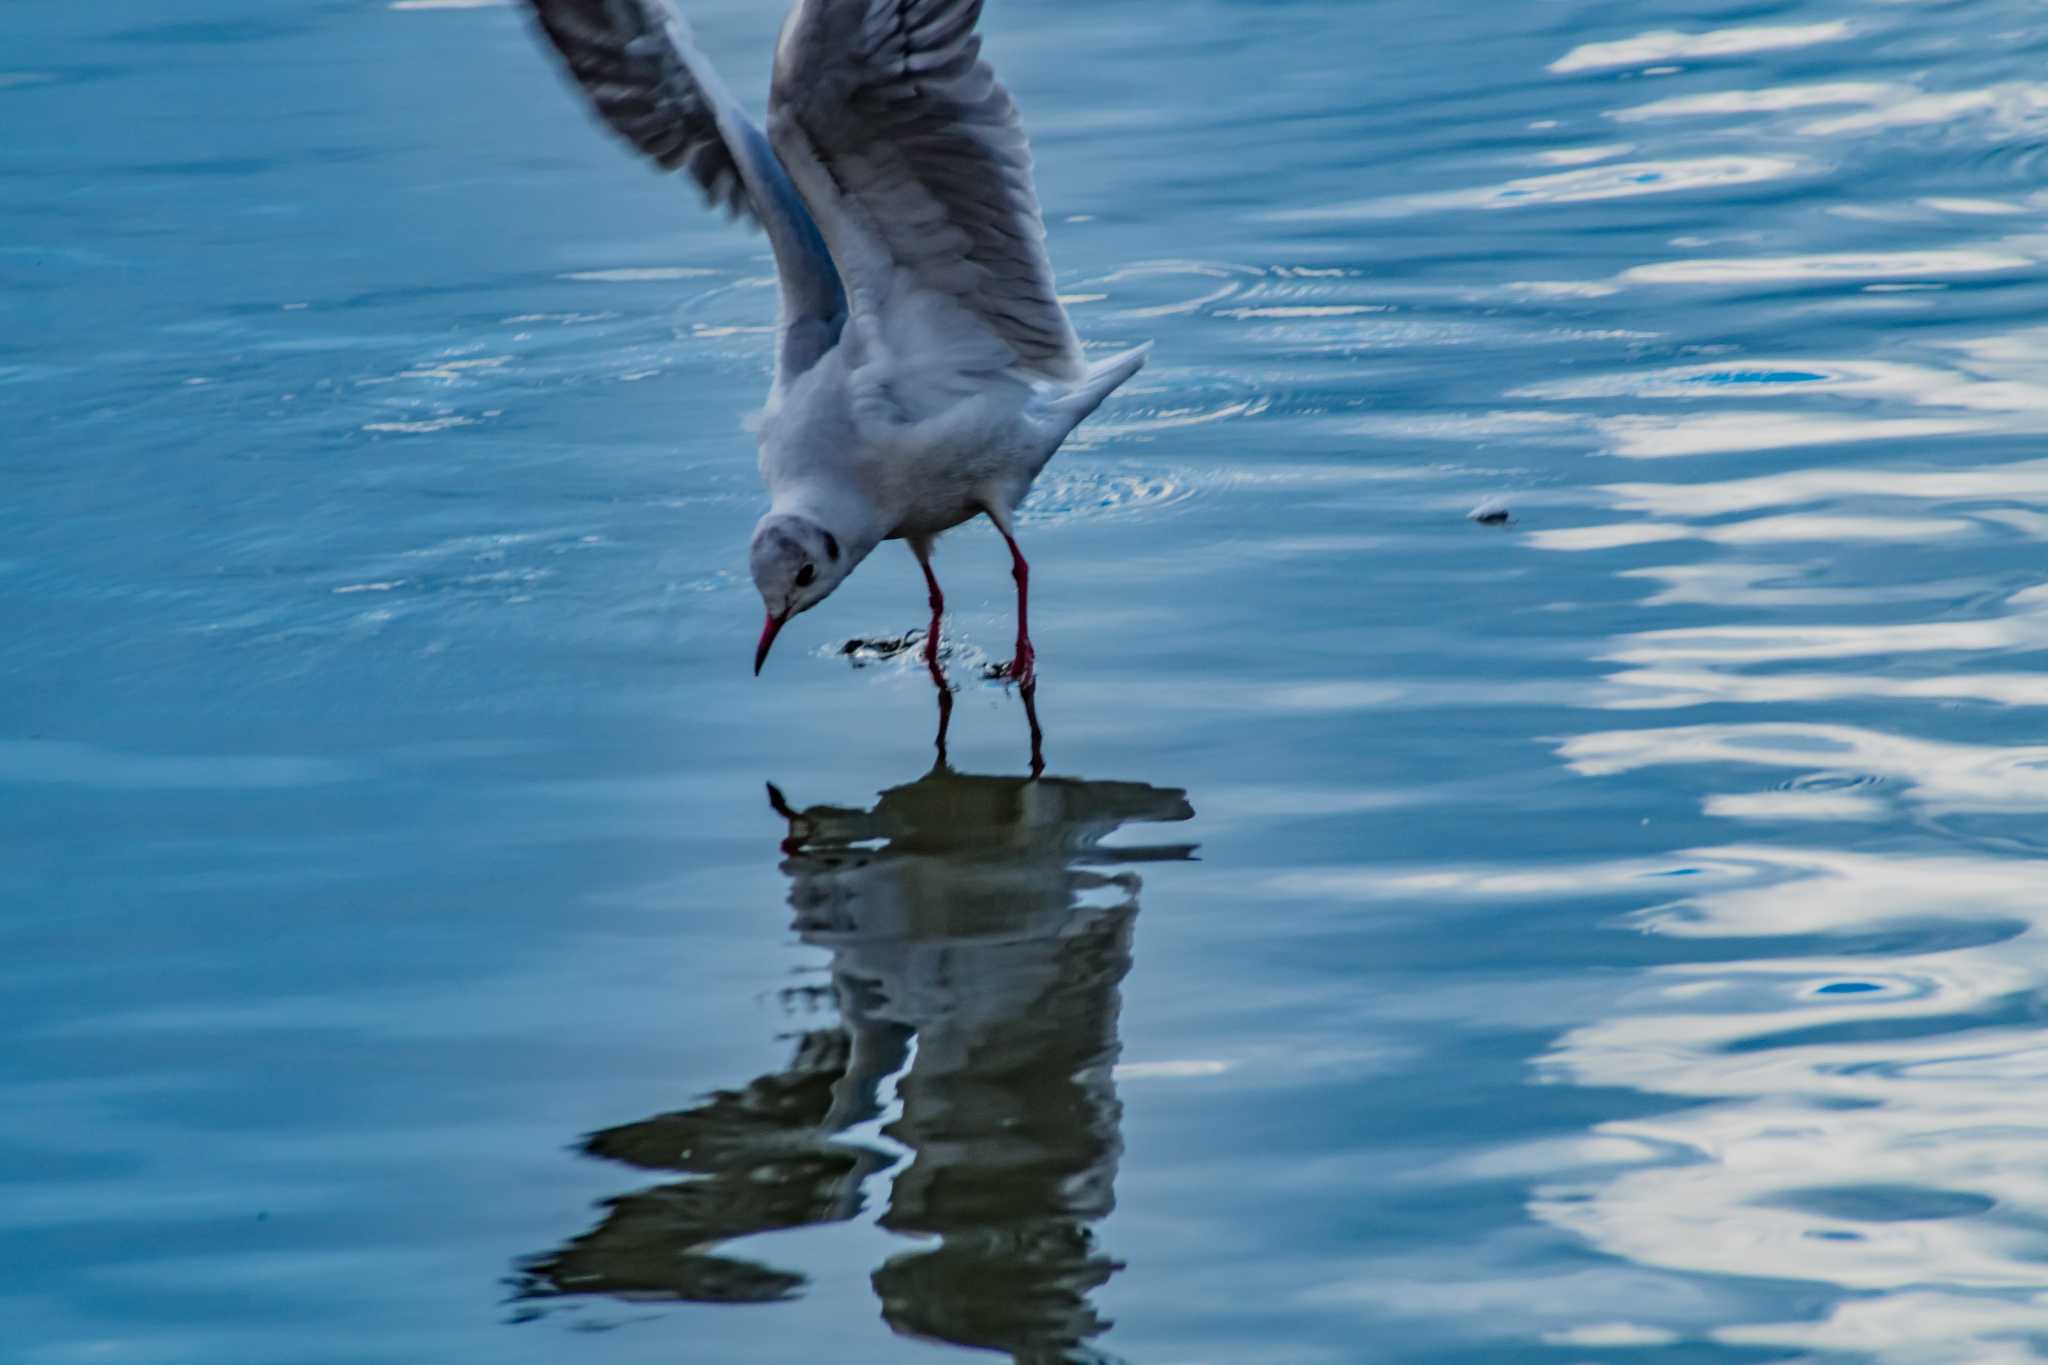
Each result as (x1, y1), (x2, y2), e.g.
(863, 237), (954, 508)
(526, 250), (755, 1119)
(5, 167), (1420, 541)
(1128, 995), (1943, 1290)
(1313, 838), (2048, 1360)
(1530, 841), (2048, 1359)
(1549, 23), (1857, 75)
(1280, 156), (1809, 220)
(1570, 585), (2048, 711)
(1562, 722), (2048, 815)
(1612, 78), (2048, 143)
(1378, 324), (2048, 463)
(1619, 245), (2028, 294)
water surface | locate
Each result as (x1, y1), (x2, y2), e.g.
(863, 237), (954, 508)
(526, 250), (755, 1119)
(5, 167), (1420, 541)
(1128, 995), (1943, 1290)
(11, 0), (2048, 1360)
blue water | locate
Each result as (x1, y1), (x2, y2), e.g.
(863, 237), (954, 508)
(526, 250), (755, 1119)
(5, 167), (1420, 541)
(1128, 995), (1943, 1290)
(11, 0), (2048, 1360)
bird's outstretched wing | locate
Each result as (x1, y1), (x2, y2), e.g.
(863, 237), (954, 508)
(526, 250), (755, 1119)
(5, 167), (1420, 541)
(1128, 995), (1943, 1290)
(524, 0), (846, 382)
(768, 0), (1085, 382)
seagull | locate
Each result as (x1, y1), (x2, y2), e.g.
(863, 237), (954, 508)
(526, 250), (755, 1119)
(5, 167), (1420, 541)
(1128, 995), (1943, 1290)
(524, 0), (1151, 682)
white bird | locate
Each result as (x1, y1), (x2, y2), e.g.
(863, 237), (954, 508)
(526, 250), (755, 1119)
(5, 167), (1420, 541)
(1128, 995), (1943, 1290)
(524, 0), (1151, 681)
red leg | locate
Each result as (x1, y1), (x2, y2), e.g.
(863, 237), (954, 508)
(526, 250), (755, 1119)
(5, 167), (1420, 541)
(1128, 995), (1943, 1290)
(994, 525), (1036, 686)
(916, 552), (944, 670)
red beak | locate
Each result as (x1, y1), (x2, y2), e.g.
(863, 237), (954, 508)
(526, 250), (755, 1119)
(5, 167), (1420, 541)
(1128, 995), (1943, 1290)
(754, 610), (790, 676)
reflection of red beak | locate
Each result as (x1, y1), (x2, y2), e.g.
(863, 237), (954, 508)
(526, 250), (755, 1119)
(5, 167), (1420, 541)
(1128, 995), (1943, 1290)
(754, 610), (790, 676)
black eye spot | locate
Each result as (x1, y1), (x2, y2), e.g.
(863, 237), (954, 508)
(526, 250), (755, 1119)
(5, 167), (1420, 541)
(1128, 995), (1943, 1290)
(822, 531), (840, 561)
(795, 564), (817, 588)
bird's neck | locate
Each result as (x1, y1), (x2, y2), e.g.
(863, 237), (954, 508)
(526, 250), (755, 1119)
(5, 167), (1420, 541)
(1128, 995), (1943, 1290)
(771, 479), (888, 562)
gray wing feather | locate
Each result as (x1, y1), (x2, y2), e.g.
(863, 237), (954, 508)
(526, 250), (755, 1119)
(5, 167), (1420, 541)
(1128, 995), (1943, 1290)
(525, 0), (847, 382)
(768, 0), (1084, 380)
(526, 0), (749, 215)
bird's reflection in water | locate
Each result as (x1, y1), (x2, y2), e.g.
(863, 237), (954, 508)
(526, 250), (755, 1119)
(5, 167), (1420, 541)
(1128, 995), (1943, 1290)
(515, 760), (1196, 1364)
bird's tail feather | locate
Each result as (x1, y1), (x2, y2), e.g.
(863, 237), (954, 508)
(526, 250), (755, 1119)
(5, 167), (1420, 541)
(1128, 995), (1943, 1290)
(1055, 342), (1152, 432)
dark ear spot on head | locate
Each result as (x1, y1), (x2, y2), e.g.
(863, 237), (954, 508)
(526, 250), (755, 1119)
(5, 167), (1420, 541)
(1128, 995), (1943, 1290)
(822, 531), (840, 561)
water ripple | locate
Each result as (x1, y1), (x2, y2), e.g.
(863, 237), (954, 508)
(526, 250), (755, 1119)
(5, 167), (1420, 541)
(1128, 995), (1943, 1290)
(1019, 462), (1204, 525)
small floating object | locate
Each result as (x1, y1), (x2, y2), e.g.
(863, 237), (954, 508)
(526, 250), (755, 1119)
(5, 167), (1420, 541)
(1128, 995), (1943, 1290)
(1469, 499), (1513, 527)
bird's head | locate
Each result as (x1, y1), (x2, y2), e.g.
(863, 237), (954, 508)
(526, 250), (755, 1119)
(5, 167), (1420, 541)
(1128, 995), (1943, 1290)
(750, 512), (851, 674)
